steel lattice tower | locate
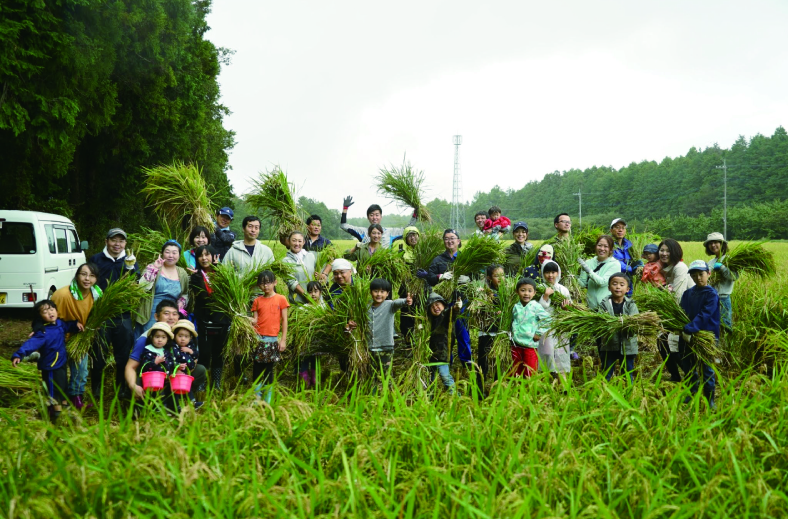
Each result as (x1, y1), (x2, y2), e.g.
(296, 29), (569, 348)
(451, 135), (465, 232)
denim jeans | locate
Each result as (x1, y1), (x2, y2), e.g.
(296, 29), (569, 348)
(430, 363), (456, 393)
(67, 355), (89, 396)
(601, 351), (636, 382)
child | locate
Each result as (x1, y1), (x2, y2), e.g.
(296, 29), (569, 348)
(597, 273), (639, 382)
(704, 232), (738, 331)
(537, 261), (572, 378)
(511, 278), (551, 377)
(250, 270), (289, 404)
(482, 206), (511, 239)
(139, 322), (175, 375)
(640, 243), (666, 287)
(171, 319), (199, 403)
(476, 265), (505, 398)
(11, 300), (84, 422)
(356, 278), (412, 393)
(426, 292), (458, 394)
(680, 260), (720, 408)
(504, 221), (533, 276)
(298, 280), (324, 388)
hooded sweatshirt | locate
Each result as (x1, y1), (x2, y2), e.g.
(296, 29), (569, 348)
(282, 250), (318, 304)
(222, 239), (275, 273)
(578, 256), (621, 310)
(398, 226), (420, 264)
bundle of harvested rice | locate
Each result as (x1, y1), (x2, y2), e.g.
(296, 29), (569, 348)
(245, 167), (306, 244)
(207, 263), (260, 360)
(548, 309), (661, 349)
(356, 247), (410, 289)
(315, 245), (340, 279)
(0, 357), (39, 391)
(450, 234), (505, 278)
(552, 238), (585, 301)
(404, 229), (445, 296)
(140, 162), (216, 239)
(66, 273), (149, 362)
(633, 285), (720, 365)
(573, 225), (606, 256)
(375, 159), (432, 222)
(715, 241), (776, 280)
(126, 226), (175, 269)
(627, 229), (661, 262)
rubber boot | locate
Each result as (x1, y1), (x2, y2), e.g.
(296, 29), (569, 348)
(48, 405), (61, 423)
(70, 395), (93, 411)
(211, 367), (223, 392)
(308, 369), (317, 388)
(298, 370), (311, 388)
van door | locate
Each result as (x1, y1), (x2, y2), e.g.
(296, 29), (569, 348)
(0, 221), (38, 304)
(67, 226), (85, 273)
(50, 224), (74, 296)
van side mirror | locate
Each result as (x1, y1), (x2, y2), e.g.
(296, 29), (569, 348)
(80, 241), (89, 252)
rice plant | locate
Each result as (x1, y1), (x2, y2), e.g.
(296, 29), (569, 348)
(206, 262), (260, 360)
(548, 309), (661, 349)
(66, 273), (149, 361)
(716, 241), (777, 280)
(552, 237), (585, 301)
(375, 158), (432, 222)
(0, 357), (39, 391)
(245, 166), (307, 243)
(140, 162), (216, 238)
(450, 234), (505, 278)
(628, 228), (661, 261)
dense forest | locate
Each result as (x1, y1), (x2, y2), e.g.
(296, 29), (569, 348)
(0, 0), (234, 245)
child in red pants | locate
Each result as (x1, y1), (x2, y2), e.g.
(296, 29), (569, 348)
(510, 278), (550, 377)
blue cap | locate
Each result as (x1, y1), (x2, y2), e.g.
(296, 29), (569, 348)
(513, 221), (528, 232)
(642, 244), (658, 254)
(688, 260), (709, 272)
(218, 207), (234, 219)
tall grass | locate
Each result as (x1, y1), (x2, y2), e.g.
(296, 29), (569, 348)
(2, 368), (788, 517)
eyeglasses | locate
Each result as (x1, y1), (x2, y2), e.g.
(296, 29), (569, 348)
(443, 237), (458, 242)
(558, 220), (571, 224)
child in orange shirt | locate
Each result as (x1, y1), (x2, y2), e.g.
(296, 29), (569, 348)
(640, 243), (666, 287)
(250, 270), (289, 404)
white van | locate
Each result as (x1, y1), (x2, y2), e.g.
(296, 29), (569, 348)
(0, 211), (88, 308)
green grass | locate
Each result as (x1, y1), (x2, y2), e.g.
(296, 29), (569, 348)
(1, 241), (787, 518)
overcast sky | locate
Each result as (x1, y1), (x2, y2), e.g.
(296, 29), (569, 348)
(206, 0), (787, 216)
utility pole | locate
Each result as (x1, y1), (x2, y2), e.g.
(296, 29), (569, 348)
(451, 135), (465, 232)
(715, 159), (727, 239)
(573, 191), (582, 227)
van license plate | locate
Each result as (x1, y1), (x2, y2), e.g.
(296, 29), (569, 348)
(0, 293), (6, 304)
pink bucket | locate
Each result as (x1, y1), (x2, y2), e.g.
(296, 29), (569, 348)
(141, 371), (166, 391)
(170, 373), (194, 395)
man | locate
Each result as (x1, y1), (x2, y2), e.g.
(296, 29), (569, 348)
(339, 195), (418, 249)
(124, 300), (207, 405)
(223, 216), (274, 273)
(326, 258), (355, 372)
(610, 218), (642, 294)
(304, 214), (332, 252)
(472, 211), (490, 237)
(212, 207), (236, 259)
(89, 228), (138, 399)
(551, 213), (572, 242)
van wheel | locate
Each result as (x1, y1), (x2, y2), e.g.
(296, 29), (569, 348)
(48, 287), (56, 299)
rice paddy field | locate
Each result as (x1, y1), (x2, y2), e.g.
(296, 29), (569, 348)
(1, 241), (787, 518)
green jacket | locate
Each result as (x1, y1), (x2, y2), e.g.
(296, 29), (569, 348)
(512, 300), (551, 348)
(504, 242), (533, 276)
(597, 295), (639, 355)
(578, 256), (622, 310)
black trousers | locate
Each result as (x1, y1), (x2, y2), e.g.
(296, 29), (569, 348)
(91, 315), (133, 397)
(476, 335), (496, 397)
(657, 333), (683, 381)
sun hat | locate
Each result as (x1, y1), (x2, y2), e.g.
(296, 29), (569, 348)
(610, 218), (627, 229)
(687, 260), (710, 273)
(172, 319), (198, 337)
(703, 232), (726, 246)
(148, 322), (174, 340)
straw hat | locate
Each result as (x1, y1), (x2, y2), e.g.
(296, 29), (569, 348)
(703, 232), (726, 246)
(172, 319), (198, 337)
(148, 322), (174, 340)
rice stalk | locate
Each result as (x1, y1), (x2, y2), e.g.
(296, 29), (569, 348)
(402, 314), (432, 392)
(356, 247), (410, 291)
(140, 162), (216, 239)
(127, 224), (177, 268)
(315, 245), (340, 279)
(716, 241), (776, 280)
(518, 246), (539, 276)
(450, 234), (505, 278)
(552, 238), (585, 301)
(206, 263), (260, 360)
(548, 310), (662, 349)
(0, 357), (39, 391)
(375, 158), (432, 222)
(66, 273), (149, 361)
(404, 229), (445, 296)
(627, 228), (661, 262)
(573, 225), (606, 256)
(245, 167), (306, 243)
(633, 284), (720, 364)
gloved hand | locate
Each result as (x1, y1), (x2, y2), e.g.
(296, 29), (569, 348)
(681, 332), (692, 344)
(440, 271), (453, 281)
(491, 225), (501, 233)
(216, 229), (235, 245)
(457, 275), (471, 285)
(455, 299), (463, 310)
(124, 248), (136, 269)
(713, 262), (723, 271)
(577, 257), (591, 273)
(630, 260), (644, 270)
(342, 196), (355, 208)
(416, 269), (429, 279)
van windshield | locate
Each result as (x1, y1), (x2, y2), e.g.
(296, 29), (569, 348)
(0, 223), (36, 254)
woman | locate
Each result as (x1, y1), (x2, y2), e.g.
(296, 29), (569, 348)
(343, 224), (384, 264)
(578, 235), (622, 310)
(189, 245), (229, 390)
(416, 229), (473, 365)
(398, 226), (421, 345)
(656, 238), (695, 382)
(136, 240), (190, 334)
(183, 226), (212, 271)
(504, 221), (533, 276)
(283, 231), (330, 304)
(704, 232), (737, 331)
(50, 263), (101, 410)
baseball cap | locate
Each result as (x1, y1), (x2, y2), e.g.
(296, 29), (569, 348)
(218, 207), (234, 220)
(513, 221), (529, 232)
(610, 218), (627, 229)
(106, 228), (127, 239)
(687, 260), (710, 273)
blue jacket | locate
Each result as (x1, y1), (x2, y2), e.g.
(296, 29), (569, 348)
(680, 285), (720, 339)
(304, 235), (332, 252)
(90, 250), (139, 291)
(12, 319), (79, 371)
(612, 238), (635, 274)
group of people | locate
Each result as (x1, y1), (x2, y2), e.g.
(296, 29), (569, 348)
(11, 200), (735, 421)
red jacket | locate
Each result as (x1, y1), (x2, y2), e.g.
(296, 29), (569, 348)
(483, 216), (511, 231)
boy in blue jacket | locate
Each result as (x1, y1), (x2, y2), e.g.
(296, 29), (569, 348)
(679, 260), (720, 409)
(11, 300), (84, 422)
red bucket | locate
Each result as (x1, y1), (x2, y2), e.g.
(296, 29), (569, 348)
(141, 371), (166, 392)
(170, 373), (194, 395)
